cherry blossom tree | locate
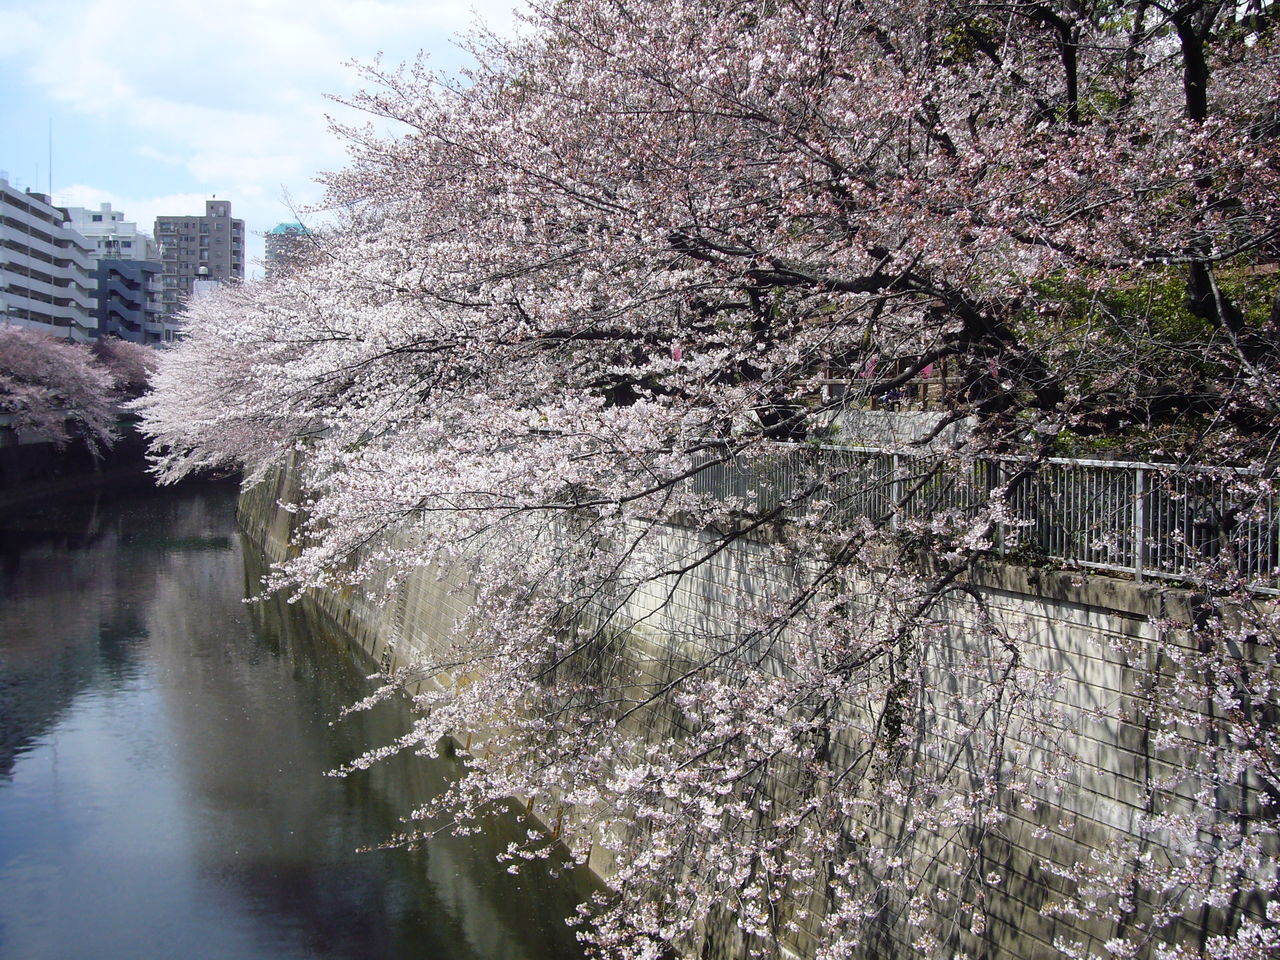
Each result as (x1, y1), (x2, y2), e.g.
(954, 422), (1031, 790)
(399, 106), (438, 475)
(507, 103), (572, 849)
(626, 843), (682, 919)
(133, 285), (333, 484)
(91, 335), (160, 402)
(136, 1), (1280, 958)
(0, 326), (117, 455)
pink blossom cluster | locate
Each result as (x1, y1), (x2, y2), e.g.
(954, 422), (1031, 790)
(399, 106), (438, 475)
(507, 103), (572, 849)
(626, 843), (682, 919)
(0, 327), (153, 454)
(137, 2), (1279, 958)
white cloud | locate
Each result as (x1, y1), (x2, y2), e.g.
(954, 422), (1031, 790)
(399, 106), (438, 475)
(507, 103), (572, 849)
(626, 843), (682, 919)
(18, 0), (522, 115)
(56, 186), (211, 235)
(4, 0), (527, 271)
(0, 9), (41, 56)
(134, 146), (186, 168)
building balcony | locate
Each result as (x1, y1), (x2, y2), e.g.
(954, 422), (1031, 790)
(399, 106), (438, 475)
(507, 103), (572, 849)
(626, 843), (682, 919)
(53, 240), (94, 272)
(102, 276), (143, 303)
(4, 274), (94, 311)
(2, 290), (95, 329)
(1, 246), (57, 278)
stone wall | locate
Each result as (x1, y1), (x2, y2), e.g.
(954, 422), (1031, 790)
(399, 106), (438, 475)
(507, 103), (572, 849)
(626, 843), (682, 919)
(237, 456), (1264, 960)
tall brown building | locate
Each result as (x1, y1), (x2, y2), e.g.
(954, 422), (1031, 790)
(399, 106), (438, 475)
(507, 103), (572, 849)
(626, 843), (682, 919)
(154, 200), (244, 321)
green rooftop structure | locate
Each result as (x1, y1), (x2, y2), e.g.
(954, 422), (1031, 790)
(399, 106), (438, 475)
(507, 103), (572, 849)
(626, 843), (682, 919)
(265, 222), (313, 278)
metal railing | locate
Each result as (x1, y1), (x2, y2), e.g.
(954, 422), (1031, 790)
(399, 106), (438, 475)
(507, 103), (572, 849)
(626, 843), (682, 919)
(686, 443), (1280, 590)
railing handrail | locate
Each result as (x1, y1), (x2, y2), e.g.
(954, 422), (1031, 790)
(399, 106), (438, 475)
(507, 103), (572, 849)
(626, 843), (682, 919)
(685, 439), (1279, 592)
(799, 442), (1268, 478)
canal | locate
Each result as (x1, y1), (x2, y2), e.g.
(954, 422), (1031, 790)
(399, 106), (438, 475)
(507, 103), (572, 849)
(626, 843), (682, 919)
(0, 481), (588, 960)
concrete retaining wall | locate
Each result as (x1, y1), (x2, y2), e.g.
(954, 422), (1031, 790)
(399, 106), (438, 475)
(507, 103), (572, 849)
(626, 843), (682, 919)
(237, 456), (1262, 960)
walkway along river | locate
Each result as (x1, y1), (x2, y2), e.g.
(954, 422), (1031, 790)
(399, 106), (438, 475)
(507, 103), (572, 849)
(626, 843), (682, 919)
(0, 481), (589, 960)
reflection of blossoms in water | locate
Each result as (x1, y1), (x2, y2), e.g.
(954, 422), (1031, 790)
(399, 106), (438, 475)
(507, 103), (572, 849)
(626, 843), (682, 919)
(0, 498), (147, 780)
(1, 485), (586, 960)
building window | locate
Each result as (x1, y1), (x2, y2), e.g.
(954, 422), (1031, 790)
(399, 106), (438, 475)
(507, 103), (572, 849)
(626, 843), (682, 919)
(92, 214), (103, 222)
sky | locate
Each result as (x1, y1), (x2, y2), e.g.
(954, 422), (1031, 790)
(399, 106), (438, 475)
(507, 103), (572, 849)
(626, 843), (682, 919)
(0, 0), (524, 277)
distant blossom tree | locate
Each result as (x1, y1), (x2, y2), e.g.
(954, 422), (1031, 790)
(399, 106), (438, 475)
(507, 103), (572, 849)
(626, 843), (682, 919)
(136, 2), (1280, 959)
(91, 335), (160, 403)
(0, 326), (119, 454)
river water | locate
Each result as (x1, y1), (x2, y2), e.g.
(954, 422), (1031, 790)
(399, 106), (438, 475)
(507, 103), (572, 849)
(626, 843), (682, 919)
(0, 482), (588, 960)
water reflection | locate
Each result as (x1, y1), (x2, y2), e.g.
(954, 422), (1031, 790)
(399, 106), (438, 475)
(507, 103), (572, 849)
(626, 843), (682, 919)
(0, 483), (587, 960)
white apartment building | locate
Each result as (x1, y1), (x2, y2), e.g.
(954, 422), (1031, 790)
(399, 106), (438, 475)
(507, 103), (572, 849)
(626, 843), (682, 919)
(64, 202), (177, 345)
(0, 176), (96, 341)
(64, 203), (161, 261)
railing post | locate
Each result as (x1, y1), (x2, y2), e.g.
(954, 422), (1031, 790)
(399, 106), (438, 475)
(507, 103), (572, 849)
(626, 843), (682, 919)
(890, 452), (901, 532)
(995, 459), (1006, 559)
(1134, 466), (1146, 583)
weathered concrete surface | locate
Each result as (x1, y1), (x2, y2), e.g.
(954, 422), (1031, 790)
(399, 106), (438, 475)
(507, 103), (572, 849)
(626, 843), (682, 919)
(238, 456), (1266, 960)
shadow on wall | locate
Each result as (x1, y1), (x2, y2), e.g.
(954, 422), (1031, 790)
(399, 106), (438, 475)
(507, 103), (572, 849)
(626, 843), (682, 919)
(0, 423), (157, 507)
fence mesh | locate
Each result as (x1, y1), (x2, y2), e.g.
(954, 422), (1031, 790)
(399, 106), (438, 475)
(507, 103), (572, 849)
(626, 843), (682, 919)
(685, 444), (1279, 590)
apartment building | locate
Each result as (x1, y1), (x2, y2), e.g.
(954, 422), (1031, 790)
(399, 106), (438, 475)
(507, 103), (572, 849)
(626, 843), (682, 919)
(154, 199), (244, 320)
(65, 203), (161, 261)
(63, 203), (174, 344)
(93, 259), (169, 345)
(0, 176), (96, 341)
(264, 221), (312, 279)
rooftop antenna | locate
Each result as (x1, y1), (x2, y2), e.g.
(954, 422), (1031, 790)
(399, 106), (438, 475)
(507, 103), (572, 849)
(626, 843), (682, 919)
(48, 118), (53, 199)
